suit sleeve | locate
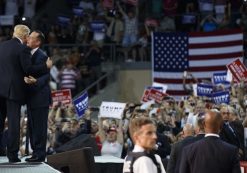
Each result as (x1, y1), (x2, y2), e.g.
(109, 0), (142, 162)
(179, 147), (190, 173)
(232, 147), (241, 173)
(20, 46), (48, 75)
(28, 73), (50, 92)
(167, 144), (177, 173)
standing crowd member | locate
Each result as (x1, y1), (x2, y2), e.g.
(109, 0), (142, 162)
(0, 24), (52, 163)
(179, 110), (241, 173)
(123, 117), (166, 173)
(24, 30), (51, 162)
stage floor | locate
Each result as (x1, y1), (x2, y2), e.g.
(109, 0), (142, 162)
(0, 156), (60, 173)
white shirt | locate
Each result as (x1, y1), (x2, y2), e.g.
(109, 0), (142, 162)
(205, 133), (220, 138)
(123, 145), (166, 173)
(31, 47), (38, 55)
(101, 140), (123, 158)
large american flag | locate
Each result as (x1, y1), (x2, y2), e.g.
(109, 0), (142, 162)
(152, 29), (243, 99)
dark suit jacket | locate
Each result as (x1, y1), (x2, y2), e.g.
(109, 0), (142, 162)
(0, 38), (47, 103)
(167, 136), (196, 173)
(220, 122), (241, 151)
(179, 136), (241, 173)
(26, 48), (51, 108)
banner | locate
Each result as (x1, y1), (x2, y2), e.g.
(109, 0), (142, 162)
(73, 92), (88, 118)
(212, 91), (230, 104)
(57, 16), (70, 26)
(152, 82), (168, 93)
(197, 83), (213, 97)
(0, 15), (14, 26)
(90, 21), (106, 32)
(51, 89), (72, 106)
(148, 89), (168, 104)
(141, 89), (150, 103)
(213, 72), (227, 84)
(73, 7), (84, 17)
(227, 58), (247, 83)
(99, 102), (126, 119)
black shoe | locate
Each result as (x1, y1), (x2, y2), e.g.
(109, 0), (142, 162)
(9, 158), (21, 163)
(0, 148), (6, 156)
(25, 156), (44, 162)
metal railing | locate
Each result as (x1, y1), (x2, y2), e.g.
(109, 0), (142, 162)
(73, 69), (116, 100)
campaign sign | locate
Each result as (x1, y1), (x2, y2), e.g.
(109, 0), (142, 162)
(141, 89), (150, 103)
(73, 92), (88, 118)
(73, 7), (84, 17)
(152, 82), (168, 93)
(197, 83), (213, 97)
(227, 58), (247, 83)
(146, 86), (163, 92)
(99, 102), (126, 119)
(212, 91), (230, 104)
(148, 89), (168, 104)
(213, 72), (227, 84)
(90, 21), (106, 32)
(51, 89), (72, 106)
(57, 16), (70, 26)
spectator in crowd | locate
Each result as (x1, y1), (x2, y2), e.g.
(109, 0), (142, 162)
(200, 14), (218, 32)
(219, 105), (244, 160)
(117, 1), (138, 61)
(167, 123), (195, 173)
(98, 117), (123, 158)
(79, 0), (95, 14)
(58, 61), (81, 97)
(105, 11), (124, 44)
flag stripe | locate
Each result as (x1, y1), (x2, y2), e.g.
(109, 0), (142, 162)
(189, 52), (242, 60)
(189, 40), (242, 49)
(152, 30), (243, 99)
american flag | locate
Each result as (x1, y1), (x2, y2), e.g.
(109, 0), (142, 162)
(152, 29), (243, 99)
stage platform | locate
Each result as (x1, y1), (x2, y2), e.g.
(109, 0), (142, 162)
(0, 156), (60, 173)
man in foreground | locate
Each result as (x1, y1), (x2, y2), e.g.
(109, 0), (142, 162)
(123, 117), (166, 173)
(179, 110), (241, 173)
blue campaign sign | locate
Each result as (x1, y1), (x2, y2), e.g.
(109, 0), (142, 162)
(212, 91), (230, 104)
(73, 7), (84, 17)
(213, 72), (227, 84)
(90, 21), (106, 32)
(73, 92), (88, 118)
(197, 83), (213, 97)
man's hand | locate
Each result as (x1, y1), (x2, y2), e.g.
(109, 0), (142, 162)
(46, 57), (53, 69)
(24, 76), (37, 84)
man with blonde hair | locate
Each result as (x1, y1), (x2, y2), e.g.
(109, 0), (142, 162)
(0, 24), (52, 162)
(123, 117), (166, 173)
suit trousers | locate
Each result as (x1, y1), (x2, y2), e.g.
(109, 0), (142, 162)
(27, 106), (48, 159)
(6, 99), (21, 159)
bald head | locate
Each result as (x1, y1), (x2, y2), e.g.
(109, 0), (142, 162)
(204, 110), (223, 134)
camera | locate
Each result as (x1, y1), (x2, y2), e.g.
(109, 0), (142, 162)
(108, 9), (116, 17)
